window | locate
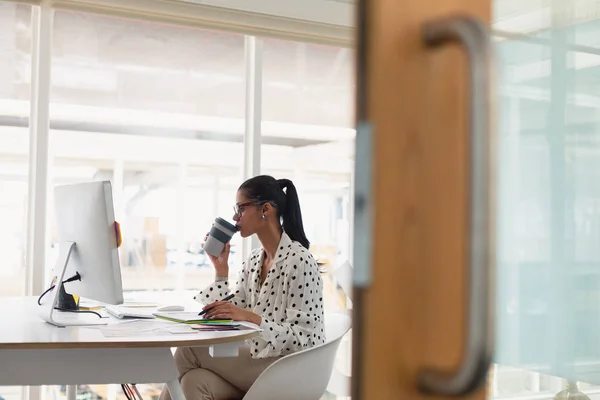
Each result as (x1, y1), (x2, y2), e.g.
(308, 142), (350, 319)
(51, 10), (245, 118)
(0, 3), (31, 298)
(261, 38), (355, 312)
(0, 5), (31, 400)
(3, 6), (354, 400)
(262, 38), (353, 127)
(48, 11), (245, 302)
(492, 3), (600, 398)
(260, 38), (355, 400)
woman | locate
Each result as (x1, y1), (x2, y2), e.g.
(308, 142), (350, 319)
(160, 175), (325, 400)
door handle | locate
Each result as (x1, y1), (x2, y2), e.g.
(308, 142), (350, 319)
(417, 15), (495, 396)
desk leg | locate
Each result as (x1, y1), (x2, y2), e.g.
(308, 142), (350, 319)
(66, 385), (76, 400)
(166, 379), (185, 400)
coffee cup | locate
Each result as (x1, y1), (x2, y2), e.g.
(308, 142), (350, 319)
(203, 217), (238, 257)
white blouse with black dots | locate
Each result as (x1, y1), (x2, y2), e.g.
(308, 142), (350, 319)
(194, 232), (326, 359)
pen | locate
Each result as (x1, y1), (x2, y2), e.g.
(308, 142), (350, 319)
(198, 293), (235, 316)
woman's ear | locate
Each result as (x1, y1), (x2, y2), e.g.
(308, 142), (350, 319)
(263, 202), (274, 215)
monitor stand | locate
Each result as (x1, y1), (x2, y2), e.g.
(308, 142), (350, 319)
(38, 241), (109, 327)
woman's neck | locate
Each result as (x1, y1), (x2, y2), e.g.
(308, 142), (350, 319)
(257, 224), (283, 261)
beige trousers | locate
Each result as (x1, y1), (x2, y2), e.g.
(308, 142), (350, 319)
(159, 345), (277, 400)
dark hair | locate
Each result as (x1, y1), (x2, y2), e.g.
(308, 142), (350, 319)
(238, 175), (310, 249)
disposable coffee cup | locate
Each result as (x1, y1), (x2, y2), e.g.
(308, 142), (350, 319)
(204, 217), (238, 257)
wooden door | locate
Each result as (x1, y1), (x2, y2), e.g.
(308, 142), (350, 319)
(352, 0), (493, 399)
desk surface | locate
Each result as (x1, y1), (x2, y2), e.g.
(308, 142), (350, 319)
(0, 297), (258, 350)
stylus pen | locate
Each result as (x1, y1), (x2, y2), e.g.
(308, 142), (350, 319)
(198, 293), (235, 316)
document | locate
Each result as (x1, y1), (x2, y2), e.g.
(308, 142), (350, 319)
(85, 319), (194, 337)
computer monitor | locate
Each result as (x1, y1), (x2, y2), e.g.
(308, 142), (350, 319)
(38, 181), (124, 327)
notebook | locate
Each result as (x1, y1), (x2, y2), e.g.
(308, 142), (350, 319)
(191, 325), (241, 331)
(153, 312), (240, 326)
(191, 320), (263, 332)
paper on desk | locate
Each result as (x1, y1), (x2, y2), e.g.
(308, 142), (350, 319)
(85, 319), (195, 337)
(85, 318), (263, 337)
(236, 321), (263, 331)
(163, 326), (197, 334)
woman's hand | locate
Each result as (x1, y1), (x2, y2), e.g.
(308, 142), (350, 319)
(203, 301), (261, 325)
(203, 232), (230, 277)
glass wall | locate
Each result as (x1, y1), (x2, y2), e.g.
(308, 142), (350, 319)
(48, 11), (246, 303)
(261, 39), (353, 127)
(491, 0), (600, 398)
(43, 14), (356, 312)
(0, 5), (31, 400)
(2, 5), (354, 400)
(261, 38), (355, 312)
(0, 3), (31, 301)
(259, 38), (354, 400)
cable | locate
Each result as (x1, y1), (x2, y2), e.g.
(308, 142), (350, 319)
(128, 385), (135, 400)
(53, 307), (102, 318)
(131, 384), (143, 400)
(37, 272), (82, 305)
(125, 383), (141, 400)
(121, 385), (133, 400)
(38, 272), (100, 318)
(123, 384), (132, 400)
(37, 286), (55, 306)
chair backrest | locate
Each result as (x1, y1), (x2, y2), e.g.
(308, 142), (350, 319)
(243, 313), (352, 400)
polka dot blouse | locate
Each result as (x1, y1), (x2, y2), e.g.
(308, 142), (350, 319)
(194, 232), (325, 359)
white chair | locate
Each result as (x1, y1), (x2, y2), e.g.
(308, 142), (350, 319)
(327, 260), (353, 397)
(243, 313), (352, 400)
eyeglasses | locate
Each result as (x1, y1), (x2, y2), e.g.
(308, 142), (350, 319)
(233, 200), (273, 217)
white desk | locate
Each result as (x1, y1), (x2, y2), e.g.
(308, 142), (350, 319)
(0, 297), (258, 400)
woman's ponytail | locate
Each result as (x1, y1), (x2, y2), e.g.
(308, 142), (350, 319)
(277, 179), (310, 249)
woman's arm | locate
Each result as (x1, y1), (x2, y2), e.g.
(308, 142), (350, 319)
(194, 261), (250, 308)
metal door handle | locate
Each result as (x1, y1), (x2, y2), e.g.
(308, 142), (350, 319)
(418, 14), (495, 396)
